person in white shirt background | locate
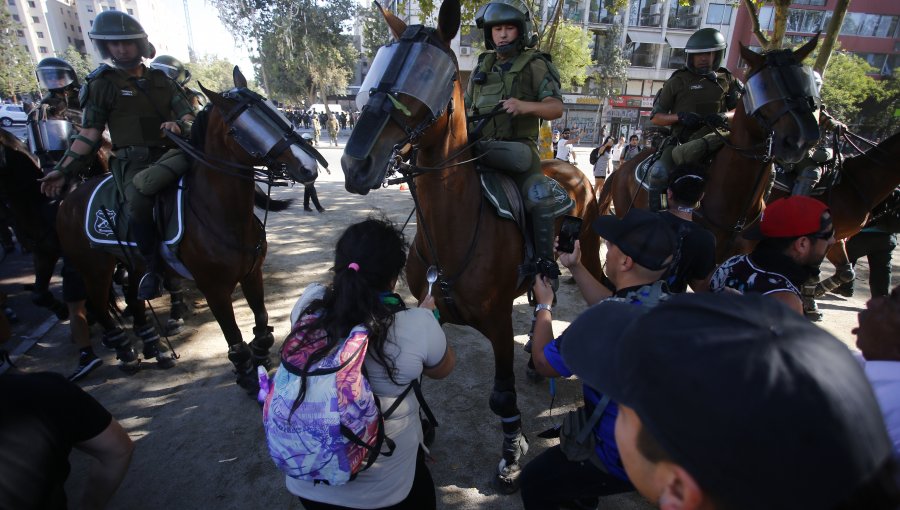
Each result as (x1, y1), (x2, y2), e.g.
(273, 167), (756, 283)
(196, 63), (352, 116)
(610, 135), (626, 172)
(555, 128), (579, 164)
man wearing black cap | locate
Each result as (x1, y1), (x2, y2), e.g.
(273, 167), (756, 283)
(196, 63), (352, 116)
(519, 208), (676, 509)
(709, 195), (834, 316)
(560, 292), (900, 510)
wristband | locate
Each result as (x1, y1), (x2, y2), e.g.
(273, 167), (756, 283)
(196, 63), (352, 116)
(535, 303), (552, 314)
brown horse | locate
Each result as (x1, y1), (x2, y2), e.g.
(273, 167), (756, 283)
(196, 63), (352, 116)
(0, 128), (110, 319)
(341, 0), (601, 490)
(768, 131), (900, 295)
(598, 38), (822, 263)
(56, 68), (321, 390)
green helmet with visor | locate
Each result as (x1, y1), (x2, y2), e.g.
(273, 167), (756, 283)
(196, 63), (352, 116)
(151, 55), (191, 86)
(475, 0), (537, 54)
(685, 28), (726, 75)
(36, 57), (79, 92)
(88, 11), (155, 69)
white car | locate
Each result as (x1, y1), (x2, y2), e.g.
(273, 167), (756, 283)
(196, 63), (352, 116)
(0, 104), (28, 127)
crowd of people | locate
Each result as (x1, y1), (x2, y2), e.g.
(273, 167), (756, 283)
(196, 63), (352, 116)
(1, 0), (899, 509)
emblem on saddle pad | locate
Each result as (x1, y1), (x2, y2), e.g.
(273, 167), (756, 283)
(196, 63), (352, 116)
(93, 209), (117, 237)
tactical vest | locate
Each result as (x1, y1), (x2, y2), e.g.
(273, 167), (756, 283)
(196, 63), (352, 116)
(468, 49), (554, 142)
(86, 65), (174, 149)
(663, 68), (733, 140)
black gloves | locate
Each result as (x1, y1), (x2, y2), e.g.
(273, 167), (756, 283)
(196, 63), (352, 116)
(677, 111), (702, 129)
(703, 113), (729, 130)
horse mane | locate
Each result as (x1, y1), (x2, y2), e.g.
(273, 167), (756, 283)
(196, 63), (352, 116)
(0, 129), (39, 168)
(191, 105), (210, 152)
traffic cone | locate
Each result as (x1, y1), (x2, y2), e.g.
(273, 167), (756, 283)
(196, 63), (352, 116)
(399, 183), (409, 191)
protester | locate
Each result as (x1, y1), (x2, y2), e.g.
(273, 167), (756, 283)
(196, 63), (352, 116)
(710, 195), (834, 315)
(658, 164), (716, 293)
(520, 209), (676, 510)
(555, 128), (577, 164)
(0, 371), (134, 510)
(591, 133), (614, 197)
(561, 292), (900, 510)
(280, 217), (455, 510)
(620, 134), (642, 163)
(854, 284), (900, 456)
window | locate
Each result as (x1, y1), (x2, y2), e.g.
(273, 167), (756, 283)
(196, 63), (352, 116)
(12, 14), (19, 21)
(16, 29), (24, 37)
(86, 6), (93, 12)
(627, 42), (661, 67)
(758, 7), (774, 31)
(6, 0), (13, 5)
(629, 0), (662, 28)
(67, 36), (71, 42)
(626, 79), (643, 95)
(785, 8), (825, 34)
(841, 12), (864, 35)
(662, 45), (686, 69)
(39, 46), (47, 53)
(27, 0), (34, 6)
(588, 0), (615, 24)
(37, 31), (43, 38)
(706, 3), (732, 25)
(32, 15), (39, 23)
(856, 53), (887, 70)
(89, 20), (93, 26)
(127, 7), (133, 14)
(794, 0), (826, 5)
(78, 26), (81, 32)
(668, 0), (701, 29)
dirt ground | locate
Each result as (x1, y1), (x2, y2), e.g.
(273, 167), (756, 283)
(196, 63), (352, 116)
(1, 139), (894, 510)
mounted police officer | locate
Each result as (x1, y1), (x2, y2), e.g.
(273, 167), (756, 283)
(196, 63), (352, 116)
(648, 27), (741, 211)
(27, 57), (82, 170)
(150, 54), (207, 113)
(38, 11), (195, 302)
(465, 0), (564, 284)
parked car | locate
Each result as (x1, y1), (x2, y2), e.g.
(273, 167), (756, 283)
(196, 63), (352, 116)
(0, 104), (28, 127)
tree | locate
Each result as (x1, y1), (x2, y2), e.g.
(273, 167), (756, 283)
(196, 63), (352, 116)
(0, 10), (36, 102)
(538, 21), (593, 89)
(186, 54), (255, 93)
(816, 51), (879, 124)
(61, 46), (96, 82)
(857, 69), (900, 140)
(588, 22), (627, 142)
(360, 5), (391, 61)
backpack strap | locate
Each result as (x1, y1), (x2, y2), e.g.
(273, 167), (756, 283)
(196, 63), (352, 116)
(576, 394), (611, 444)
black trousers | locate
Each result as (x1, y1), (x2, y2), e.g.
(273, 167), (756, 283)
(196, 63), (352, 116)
(304, 184), (323, 211)
(519, 445), (633, 510)
(843, 231), (897, 298)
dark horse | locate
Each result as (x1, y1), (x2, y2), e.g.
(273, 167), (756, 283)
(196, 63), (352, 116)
(768, 131), (900, 295)
(56, 68), (321, 389)
(341, 0), (602, 490)
(598, 37), (822, 262)
(0, 128), (109, 318)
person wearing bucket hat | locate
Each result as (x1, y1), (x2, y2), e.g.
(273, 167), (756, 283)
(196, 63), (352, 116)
(559, 292), (900, 510)
(709, 195), (834, 316)
(519, 208), (676, 509)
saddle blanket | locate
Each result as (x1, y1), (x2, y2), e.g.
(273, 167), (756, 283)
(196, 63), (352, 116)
(480, 172), (575, 223)
(85, 174), (185, 250)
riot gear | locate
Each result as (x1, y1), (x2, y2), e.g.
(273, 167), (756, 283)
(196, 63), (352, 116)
(685, 28), (727, 75)
(150, 55), (191, 86)
(36, 57), (79, 92)
(88, 11), (154, 69)
(475, 0), (537, 54)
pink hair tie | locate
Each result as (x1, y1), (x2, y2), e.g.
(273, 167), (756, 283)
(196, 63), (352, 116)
(347, 262), (360, 272)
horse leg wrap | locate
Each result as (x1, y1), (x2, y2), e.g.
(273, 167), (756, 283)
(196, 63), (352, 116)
(490, 377), (528, 495)
(489, 377), (521, 432)
(815, 264), (855, 297)
(228, 342), (258, 394)
(250, 326), (275, 370)
(168, 290), (188, 320)
(102, 328), (139, 369)
(136, 324), (175, 368)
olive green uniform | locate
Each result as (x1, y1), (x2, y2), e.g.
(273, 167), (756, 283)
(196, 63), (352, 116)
(326, 116), (339, 146)
(464, 48), (562, 265)
(74, 64), (193, 221)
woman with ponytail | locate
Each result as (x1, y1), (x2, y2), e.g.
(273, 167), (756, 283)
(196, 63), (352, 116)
(284, 216), (455, 510)
(658, 164), (717, 293)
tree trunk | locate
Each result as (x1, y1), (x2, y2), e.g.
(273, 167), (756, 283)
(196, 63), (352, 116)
(814, 0), (851, 76)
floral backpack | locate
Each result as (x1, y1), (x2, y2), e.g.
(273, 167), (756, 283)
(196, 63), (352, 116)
(261, 316), (393, 485)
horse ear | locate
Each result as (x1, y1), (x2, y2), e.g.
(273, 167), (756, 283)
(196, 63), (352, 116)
(437, 0), (460, 44)
(739, 42), (764, 72)
(199, 81), (224, 104)
(375, 0), (406, 40)
(794, 32), (820, 63)
(233, 66), (248, 89)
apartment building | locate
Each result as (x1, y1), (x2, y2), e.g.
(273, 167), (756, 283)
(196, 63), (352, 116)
(4, 0), (189, 73)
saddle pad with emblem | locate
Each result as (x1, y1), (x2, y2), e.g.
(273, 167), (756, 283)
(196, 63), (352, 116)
(480, 171), (575, 223)
(85, 174), (185, 251)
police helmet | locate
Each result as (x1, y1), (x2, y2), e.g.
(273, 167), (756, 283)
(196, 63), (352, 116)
(151, 55), (192, 86)
(685, 28), (727, 74)
(35, 57), (79, 92)
(88, 11), (154, 69)
(475, 0), (537, 52)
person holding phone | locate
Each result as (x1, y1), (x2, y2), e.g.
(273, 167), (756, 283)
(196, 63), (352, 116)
(592, 134), (615, 198)
(555, 128), (578, 163)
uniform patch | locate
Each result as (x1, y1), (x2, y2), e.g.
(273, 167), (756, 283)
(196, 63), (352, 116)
(689, 84), (703, 90)
(120, 89), (135, 97)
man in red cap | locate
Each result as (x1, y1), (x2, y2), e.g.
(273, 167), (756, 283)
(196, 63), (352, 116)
(709, 195), (834, 316)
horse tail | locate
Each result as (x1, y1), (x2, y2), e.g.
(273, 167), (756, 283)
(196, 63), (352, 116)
(253, 185), (294, 212)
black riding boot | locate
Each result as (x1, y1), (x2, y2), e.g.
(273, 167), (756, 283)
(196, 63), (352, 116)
(131, 220), (163, 300)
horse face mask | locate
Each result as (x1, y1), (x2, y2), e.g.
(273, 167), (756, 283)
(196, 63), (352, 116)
(742, 64), (820, 118)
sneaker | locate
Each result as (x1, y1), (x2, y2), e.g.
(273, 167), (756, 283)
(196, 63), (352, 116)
(69, 352), (102, 382)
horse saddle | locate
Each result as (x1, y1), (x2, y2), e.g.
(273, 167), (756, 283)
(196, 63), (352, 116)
(772, 165), (839, 197)
(85, 174), (191, 278)
(479, 171), (574, 225)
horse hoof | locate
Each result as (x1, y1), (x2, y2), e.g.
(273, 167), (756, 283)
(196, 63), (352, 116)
(525, 367), (545, 384)
(165, 318), (185, 336)
(155, 355), (176, 369)
(493, 461), (523, 495)
(118, 359), (141, 374)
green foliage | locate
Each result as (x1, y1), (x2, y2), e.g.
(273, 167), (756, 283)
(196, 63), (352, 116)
(588, 23), (627, 100)
(860, 69), (900, 138)
(817, 52), (879, 123)
(360, 5), (390, 61)
(0, 10), (36, 101)
(186, 54), (255, 93)
(211, 0), (356, 104)
(539, 21), (593, 87)
(61, 46), (96, 82)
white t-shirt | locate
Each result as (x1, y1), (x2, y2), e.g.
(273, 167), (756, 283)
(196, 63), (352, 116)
(611, 143), (624, 162)
(556, 139), (573, 161)
(284, 285), (448, 508)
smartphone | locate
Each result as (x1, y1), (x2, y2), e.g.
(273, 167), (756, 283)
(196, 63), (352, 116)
(557, 215), (583, 254)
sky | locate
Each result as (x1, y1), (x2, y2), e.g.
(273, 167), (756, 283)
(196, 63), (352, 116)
(185, 0), (256, 79)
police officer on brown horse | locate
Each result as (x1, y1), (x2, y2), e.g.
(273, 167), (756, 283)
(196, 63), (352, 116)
(28, 58), (82, 169)
(648, 27), (741, 211)
(39, 11), (195, 302)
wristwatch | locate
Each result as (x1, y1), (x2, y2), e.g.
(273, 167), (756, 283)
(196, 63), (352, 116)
(535, 304), (552, 314)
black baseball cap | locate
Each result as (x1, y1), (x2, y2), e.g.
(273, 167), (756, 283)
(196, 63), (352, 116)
(560, 293), (894, 510)
(592, 209), (676, 271)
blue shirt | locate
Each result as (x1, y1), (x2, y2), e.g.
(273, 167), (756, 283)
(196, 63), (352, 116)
(544, 335), (629, 482)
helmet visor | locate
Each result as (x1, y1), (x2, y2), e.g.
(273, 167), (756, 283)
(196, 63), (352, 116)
(150, 62), (180, 81)
(356, 42), (456, 118)
(743, 65), (820, 116)
(37, 67), (76, 90)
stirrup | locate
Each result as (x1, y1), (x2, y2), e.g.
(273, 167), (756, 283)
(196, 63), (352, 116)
(137, 272), (163, 300)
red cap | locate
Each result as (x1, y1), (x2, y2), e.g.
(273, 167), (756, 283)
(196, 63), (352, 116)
(745, 196), (830, 239)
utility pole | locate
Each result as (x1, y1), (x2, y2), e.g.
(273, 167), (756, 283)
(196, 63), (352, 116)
(182, 0), (197, 62)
